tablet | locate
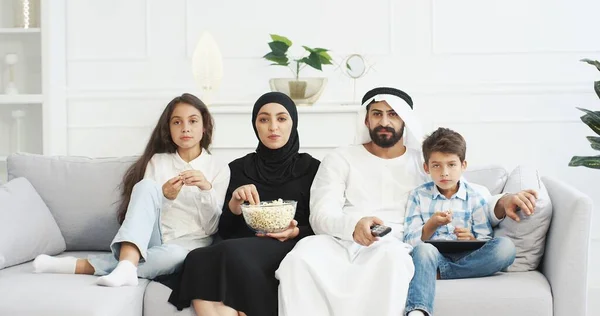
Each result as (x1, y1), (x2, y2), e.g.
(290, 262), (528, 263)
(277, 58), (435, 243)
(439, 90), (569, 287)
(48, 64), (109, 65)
(424, 240), (486, 253)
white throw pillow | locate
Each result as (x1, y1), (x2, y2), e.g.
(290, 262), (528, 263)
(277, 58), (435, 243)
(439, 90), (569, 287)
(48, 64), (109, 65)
(494, 166), (552, 272)
(0, 177), (66, 269)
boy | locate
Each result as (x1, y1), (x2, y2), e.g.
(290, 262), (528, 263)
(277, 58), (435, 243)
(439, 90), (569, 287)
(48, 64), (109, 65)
(403, 127), (516, 316)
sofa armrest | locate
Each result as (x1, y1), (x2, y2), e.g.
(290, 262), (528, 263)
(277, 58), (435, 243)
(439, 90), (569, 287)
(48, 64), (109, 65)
(540, 176), (593, 316)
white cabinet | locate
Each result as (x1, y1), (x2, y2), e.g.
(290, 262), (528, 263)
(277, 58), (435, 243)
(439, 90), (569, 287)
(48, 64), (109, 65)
(0, 0), (48, 182)
(209, 105), (362, 163)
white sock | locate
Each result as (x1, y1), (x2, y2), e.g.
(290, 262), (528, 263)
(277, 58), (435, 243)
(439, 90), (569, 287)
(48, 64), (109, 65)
(96, 260), (138, 287)
(33, 254), (77, 274)
(408, 311), (426, 316)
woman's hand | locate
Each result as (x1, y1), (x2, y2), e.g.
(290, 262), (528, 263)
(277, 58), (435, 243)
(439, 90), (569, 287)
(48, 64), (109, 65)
(257, 220), (299, 242)
(228, 184), (260, 215)
(163, 176), (184, 200)
(180, 170), (212, 190)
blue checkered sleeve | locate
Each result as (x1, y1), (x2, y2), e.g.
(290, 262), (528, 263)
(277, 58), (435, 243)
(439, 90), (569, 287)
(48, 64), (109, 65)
(470, 195), (493, 241)
(404, 189), (426, 246)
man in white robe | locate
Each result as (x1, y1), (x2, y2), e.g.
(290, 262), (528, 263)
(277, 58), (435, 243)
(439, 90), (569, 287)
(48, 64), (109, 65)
(276, 87), (538, 316)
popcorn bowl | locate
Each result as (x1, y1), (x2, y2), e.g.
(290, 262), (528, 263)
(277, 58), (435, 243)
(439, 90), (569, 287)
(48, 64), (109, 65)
(240, 199), (297, 234)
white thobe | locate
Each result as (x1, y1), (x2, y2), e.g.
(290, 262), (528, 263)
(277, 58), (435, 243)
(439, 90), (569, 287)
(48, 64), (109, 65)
(276, 145), (427, 316)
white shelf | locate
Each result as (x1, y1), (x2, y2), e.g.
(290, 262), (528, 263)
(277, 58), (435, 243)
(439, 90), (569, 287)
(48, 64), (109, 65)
(0, 28), (41, 34)
(0, 94), (43, 104)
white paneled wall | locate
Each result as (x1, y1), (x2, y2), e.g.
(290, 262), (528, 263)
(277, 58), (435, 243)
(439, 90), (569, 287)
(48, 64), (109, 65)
(47, 0), (600, 310)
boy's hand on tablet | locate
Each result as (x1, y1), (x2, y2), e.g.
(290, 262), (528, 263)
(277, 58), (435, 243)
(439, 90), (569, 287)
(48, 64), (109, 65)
(454, 227), (475, 240)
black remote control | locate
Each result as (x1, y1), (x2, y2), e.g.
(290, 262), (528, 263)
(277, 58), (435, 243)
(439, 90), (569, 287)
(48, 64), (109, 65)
(370, 224), (392, 237)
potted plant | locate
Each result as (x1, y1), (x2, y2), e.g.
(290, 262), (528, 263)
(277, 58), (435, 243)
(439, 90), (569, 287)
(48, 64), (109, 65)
(263, 34), (333, 105)
(569, 58), (600, 169)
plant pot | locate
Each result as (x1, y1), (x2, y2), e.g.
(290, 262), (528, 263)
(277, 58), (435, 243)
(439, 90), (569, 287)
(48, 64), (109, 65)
(269, 78), (327, 106)
(288, 81), (307, 99)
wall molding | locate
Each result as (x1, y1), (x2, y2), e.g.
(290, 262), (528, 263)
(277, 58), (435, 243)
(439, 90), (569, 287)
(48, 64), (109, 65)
(65, 82), (593, 100)
(66, 0), (148, 61)
(429, 0), (600, 56)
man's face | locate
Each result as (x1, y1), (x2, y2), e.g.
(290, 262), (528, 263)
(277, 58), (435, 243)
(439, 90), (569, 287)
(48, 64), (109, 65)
(365, 101), (405, 148)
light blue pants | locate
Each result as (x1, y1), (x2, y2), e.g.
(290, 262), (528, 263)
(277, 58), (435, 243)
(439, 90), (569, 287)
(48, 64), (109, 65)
(88, 179), (189, 279)
(405, 237), (516, 316)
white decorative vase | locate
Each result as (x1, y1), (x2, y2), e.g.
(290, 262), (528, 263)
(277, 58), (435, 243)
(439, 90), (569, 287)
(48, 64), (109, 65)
(269, 78), (327, 106)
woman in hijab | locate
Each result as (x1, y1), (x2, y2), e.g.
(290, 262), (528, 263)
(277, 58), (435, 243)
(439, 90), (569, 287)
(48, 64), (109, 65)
(168, 92), (320, 316)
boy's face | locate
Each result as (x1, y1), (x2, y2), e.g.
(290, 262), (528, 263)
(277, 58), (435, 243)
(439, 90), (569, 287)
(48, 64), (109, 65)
(424, 152), (467, 192)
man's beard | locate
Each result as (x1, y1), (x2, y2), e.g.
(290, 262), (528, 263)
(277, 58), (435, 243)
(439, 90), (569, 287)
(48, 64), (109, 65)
(369, 125), (404, 148)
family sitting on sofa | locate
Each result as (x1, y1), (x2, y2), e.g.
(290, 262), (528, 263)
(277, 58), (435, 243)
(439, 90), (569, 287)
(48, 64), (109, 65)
(32, 87), (539, 316)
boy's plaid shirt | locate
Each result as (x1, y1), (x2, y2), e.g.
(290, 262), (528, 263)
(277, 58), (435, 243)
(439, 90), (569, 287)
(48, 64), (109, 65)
(403, 179), (493, 246)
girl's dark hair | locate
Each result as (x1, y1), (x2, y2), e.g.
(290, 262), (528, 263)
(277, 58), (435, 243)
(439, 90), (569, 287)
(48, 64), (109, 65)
(116, 93), (214, 224)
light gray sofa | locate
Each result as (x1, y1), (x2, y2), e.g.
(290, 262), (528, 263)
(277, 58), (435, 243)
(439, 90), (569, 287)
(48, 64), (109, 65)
(0, 153), (592, 316)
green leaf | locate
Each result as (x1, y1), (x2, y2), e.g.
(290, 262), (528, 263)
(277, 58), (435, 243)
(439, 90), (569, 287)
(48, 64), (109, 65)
(595, 81), (600, 100)
(582, 114), (600, 136)
(318, 55), (332, 65)
(346, 62), (352, 71)
(300, 53), (322, 71)
(302, 46), (316, 53)
(270, 34), (292, 47)
(569, 155), (600, 169)
(268, 41), (289, 55)
(302, 47), (332, 65)
(578, 107), (600, 124)
(592, 143), (600, 151)
(581, 59), (600, 72)
(588, 136), (600, 146)
(263, 52), (289, 66)
(317, 51), (333, 64)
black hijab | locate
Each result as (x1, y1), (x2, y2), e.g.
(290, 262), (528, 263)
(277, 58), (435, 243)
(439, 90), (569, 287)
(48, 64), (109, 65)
(242, 92), (314, 185)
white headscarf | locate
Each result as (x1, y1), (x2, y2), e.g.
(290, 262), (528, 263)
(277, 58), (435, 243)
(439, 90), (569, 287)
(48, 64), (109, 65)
(354, 88), (424, 152)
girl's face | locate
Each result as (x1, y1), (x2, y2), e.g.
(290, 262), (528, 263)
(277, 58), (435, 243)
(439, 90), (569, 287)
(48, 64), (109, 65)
(169, 102), (204, 150)
(255, 102), (293, 150)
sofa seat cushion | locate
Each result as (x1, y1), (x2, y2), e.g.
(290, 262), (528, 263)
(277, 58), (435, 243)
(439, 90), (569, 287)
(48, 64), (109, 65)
(0, 251), (149, 316)
(435, 271), (552, 316)
(144, 281), (195, 316)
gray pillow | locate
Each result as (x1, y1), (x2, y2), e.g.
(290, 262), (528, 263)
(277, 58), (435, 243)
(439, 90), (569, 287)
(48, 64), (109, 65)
(494, 165), (553, 272)
(0, 177), (66, 269)
(463, 164), (508, 195)
(7, 153), (137, 251)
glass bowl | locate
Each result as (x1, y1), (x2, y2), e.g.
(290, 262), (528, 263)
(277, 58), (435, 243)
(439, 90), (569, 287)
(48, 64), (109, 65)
(240, 199), (297, 234)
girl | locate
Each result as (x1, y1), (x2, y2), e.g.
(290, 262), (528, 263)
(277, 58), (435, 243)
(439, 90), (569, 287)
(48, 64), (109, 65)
(33, 93), (229, 287)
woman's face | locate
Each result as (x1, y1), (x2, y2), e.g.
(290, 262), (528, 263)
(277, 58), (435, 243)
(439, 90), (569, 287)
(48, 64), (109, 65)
(255, 102), (293, 150)
(169, 102), (204, 150)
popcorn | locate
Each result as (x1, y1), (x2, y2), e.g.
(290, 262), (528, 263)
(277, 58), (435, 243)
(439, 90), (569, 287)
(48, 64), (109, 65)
(241, 199), (297, 233)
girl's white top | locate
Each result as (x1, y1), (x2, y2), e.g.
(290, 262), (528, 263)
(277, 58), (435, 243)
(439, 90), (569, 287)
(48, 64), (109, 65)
(144, 151), (230, 248)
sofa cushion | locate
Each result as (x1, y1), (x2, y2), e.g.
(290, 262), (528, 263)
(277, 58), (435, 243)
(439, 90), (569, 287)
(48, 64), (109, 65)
(7, 153), (137, 251)
(434, 271), (552, 316)
(0, 177), (66, 270)
(494, 166), (553, 272)
(0, 251), (149, 316)
(144, 281), (195, 316)
(462, 164), (508, 195)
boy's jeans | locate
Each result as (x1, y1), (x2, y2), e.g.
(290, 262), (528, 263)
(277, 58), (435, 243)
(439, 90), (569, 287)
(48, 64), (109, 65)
(405, 237), (516, 316)
(88, 179), (189, 279)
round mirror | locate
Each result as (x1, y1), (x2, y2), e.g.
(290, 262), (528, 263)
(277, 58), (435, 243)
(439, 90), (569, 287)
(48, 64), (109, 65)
(345, 54), (366, 79)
